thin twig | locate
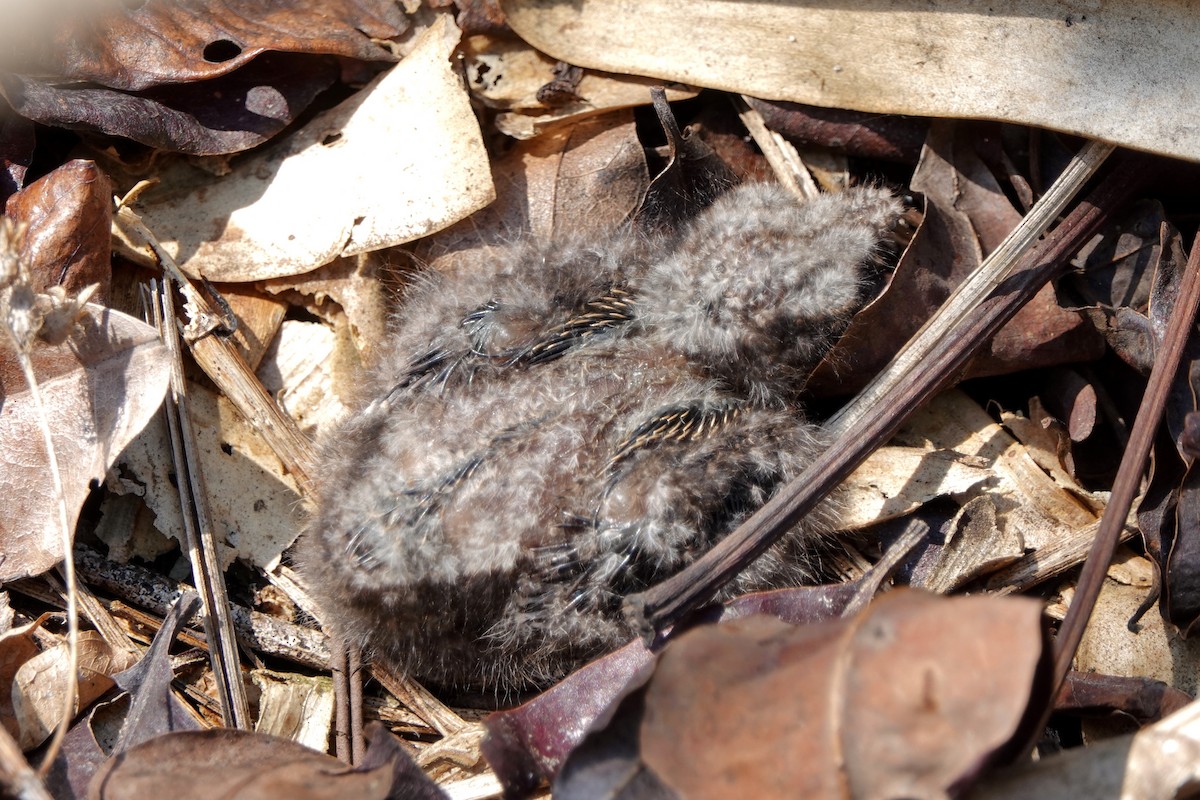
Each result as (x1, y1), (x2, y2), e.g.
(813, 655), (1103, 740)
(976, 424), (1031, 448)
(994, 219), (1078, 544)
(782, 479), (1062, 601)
(73, 545), (330, 668)
(12, 351), (78, 778)
(46, 568), (140, 659)
(350, 643), (365, 764)
(151, 279), (252, 729)
(628, 146), (1149, 635)
(370, 662), (470, 738)
(1051, 232), (1200, 696)
(333, 641), (350, 762)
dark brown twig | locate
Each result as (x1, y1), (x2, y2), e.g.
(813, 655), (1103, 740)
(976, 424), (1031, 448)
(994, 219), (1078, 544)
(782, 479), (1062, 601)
(350, 642), (365, 764)
(1050, 232), (1200, 704)
(627, 149), (1153, 635)
(332, 640), (350, 763)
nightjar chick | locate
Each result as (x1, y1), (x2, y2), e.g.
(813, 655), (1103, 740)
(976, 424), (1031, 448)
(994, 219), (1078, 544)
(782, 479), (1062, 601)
(299, 183), (902, 692)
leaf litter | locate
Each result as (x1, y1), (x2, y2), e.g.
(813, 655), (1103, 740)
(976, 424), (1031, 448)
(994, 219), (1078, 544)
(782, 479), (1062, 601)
(2, 2), (1200, 798)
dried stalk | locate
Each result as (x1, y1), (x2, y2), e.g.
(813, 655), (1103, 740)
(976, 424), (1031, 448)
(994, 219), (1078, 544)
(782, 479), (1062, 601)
(370, 662), (470, 738)
(45, 569), (140, 659)
(150, 279), (251, 729)
(628, 145), (1149, 634)
(985, 519), (1138, 595)
(733, 95), (820, 201)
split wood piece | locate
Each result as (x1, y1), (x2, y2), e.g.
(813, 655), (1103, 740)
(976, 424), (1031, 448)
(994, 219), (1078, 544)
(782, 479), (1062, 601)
(370, 661), (472, 739)
(73, 546), (330, 669)
(628, 144), (1150, 634)
(733, 95), (820, 201)
(151, 279), (251, 730)
(986, 518), (1139, 595)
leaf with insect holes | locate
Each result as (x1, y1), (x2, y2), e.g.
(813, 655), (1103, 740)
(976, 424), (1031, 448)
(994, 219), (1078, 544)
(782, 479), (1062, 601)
(0, 304), (170, 581)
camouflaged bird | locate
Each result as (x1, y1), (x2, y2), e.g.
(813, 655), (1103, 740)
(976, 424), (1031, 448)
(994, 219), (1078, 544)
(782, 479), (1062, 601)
(299, 183), (902, 692)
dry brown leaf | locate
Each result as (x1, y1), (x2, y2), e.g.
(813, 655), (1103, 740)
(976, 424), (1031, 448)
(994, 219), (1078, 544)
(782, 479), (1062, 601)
(4, 160), (113, 300)
(502, 0), (1200, 161)
(895, 390), (1103, 552)
(255, 320), (353, 438)
(1, 0), (406, 91)
(560, 591), (1048, 799)
(839, 446), (992, 529)
(460, 34), (696, 139)
(258, 250), (389, 361)
(0, 304), (170, 582)
(89, 729), (396, 800)
(1071, 570), (1200, 698)
(10, 631), (137, 751)
(914, 496), (1025, 593)
(215, 284), (289, 372)
(0, 615), (47, 744)
(113, 13), (494, 282)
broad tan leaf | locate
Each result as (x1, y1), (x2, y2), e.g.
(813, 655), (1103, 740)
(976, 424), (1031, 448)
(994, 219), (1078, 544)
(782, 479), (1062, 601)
(502, 0), (1200, 161)
(114, 13), (494, 282)
(0, 304), (170, 582)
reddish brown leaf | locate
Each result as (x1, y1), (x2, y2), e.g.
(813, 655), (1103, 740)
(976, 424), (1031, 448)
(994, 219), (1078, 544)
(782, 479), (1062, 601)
(89, 726), (447, 800)
(455, 0), (511, 37)
(807, 121), (1101, 395)
(5, 159), (113, 300)
(89, 729), (393, 800)
(746, 97), (928, 164)
(556, 591), (1049, 800)
(410, 107), (647, 276)
(1, 0), (406, 92)
(482, 640), (655, 796)
(482, 582), (863, 795)
(1056, 671), (1193, 725)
